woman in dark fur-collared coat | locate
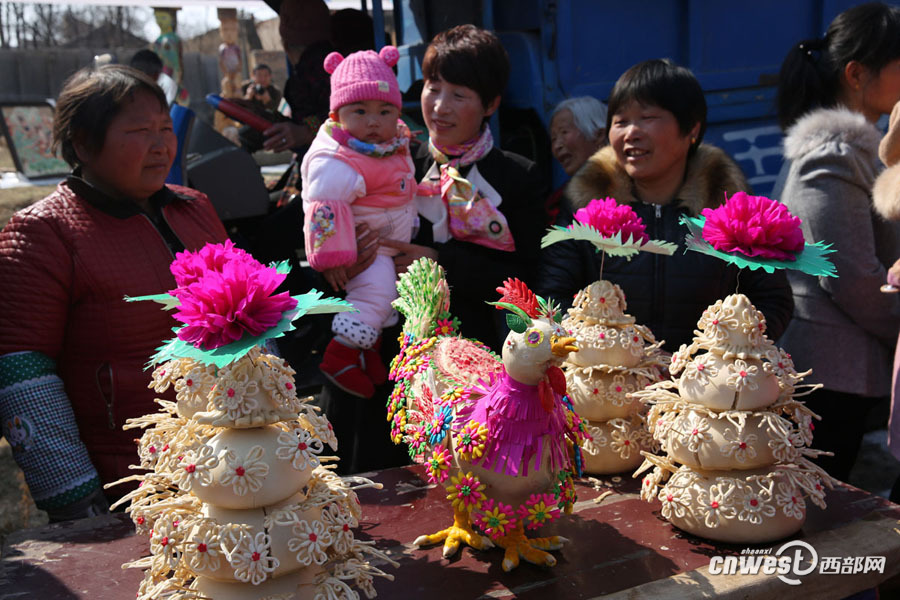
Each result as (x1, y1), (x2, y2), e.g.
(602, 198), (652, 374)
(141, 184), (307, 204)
(536, 59), (793, 352)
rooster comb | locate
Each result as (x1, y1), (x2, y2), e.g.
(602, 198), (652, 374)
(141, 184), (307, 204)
(488, 278), (562, 333)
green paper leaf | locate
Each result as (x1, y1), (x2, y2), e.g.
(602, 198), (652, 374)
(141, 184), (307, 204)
(293, 289), (357, 316)
(271, 259), (292, 275)
(506, 313), (527, 333)
(124, 293), (181, 310)
(680, 215), (837, 277)
(147, 289), (357, 368)
(541, 223), (677, 259)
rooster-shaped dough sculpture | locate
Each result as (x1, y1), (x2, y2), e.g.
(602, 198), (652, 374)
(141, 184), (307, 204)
(387, 258), (587, 571)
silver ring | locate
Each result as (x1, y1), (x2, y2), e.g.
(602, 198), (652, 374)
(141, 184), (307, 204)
(281, 137), (287, 144)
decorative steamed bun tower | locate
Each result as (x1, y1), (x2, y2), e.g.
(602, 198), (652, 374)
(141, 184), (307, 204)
(542, 198), (676, 475)
(561, 280), (666, 474)
(634, 192), (839, 543)
(634, 294), (833, 542)
(110, 242), (395, 600)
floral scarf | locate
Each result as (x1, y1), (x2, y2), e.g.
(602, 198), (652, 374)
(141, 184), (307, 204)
(428, 126), (494, 168)
(423, 126), (515, 252)
(323, 118), (410, 157)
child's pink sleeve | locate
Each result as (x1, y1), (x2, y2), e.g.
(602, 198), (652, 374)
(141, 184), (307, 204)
(303, 200), (357, 271)
(301, 150), (365, 272)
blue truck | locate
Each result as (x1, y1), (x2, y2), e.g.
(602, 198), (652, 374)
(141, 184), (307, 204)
(369, 0), (874, 195)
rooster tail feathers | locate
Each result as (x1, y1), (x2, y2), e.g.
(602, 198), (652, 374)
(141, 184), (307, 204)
(393, 257), (455, 339)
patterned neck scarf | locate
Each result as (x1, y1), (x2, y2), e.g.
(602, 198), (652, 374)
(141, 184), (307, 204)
(428, 125), (493, 167)
(323, 118), (410, 158)
(423, 126), (515, 252)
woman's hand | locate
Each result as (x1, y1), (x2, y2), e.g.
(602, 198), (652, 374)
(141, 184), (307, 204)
(320, 225), (379, 291)
(888, 257), (900, 289)
(263, 121), (313, 153)
(323, 266), (349, 292)
(381, 239), (439, 275)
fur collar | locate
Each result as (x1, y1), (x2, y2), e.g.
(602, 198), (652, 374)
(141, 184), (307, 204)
(783, 107), (881, 162)
(565, 143), (748, 216)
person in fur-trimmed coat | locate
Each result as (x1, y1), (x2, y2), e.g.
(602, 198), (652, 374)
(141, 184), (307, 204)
(872, 101), (900, 501)
(536, 60), (793, 352)
(773, 1), (900, 481)
(775, 107), (900, 411)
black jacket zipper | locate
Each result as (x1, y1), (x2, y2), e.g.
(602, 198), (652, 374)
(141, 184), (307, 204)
(651, 203), (664, 328)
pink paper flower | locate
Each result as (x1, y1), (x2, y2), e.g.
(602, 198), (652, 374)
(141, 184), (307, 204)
(573, 197), (649, 243)
(173, 254), (296, 349)
(701, 192), (804, 260)
(170, 240), (254, 291)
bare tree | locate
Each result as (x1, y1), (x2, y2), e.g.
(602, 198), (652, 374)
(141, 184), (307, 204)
(0, 2), (148, 48)
(30, 3), (58, 47)
(0, 2), (57, 48)
(7, 2), (24, 48)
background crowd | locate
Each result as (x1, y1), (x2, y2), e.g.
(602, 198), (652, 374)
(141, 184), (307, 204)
(2, 0), (900, 524)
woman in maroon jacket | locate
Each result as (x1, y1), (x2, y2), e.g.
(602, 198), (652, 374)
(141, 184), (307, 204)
(0, 65), (227, 521)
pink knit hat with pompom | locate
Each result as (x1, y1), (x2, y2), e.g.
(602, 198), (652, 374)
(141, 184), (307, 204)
(324, 46), (402, 112)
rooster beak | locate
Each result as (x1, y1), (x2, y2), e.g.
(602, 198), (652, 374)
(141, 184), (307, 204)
(551, 335), (578, 357)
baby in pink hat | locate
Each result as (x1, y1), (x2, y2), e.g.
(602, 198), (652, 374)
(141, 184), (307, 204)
(301, 45), (416, 398)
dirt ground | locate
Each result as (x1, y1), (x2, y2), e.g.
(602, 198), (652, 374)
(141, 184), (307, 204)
(0, 439), (47, 537)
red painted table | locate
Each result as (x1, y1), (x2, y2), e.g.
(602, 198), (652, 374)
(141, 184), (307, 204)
(3, 465), (899, 599)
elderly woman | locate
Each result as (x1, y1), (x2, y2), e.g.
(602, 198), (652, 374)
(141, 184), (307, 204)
(537, 59), (793, 351)
(0, 65), (227, 520)
(774, 2), (900, 481)
(550, 96), (607, 177)
(546, 96), (607, 224)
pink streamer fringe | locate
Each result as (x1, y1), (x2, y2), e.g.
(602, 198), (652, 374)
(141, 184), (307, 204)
(461, 370), (570, 477)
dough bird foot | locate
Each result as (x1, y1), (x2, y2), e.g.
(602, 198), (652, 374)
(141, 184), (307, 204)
(413, 510), (494, 558)
(495, 523), (568, 571)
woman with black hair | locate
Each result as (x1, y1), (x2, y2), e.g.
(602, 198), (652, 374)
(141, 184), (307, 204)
(774, 2), (900, 481)
(316, 25), (548, 474)
(383, 24), (549, 351)
(537, 59), (793, 352)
